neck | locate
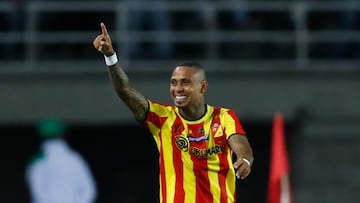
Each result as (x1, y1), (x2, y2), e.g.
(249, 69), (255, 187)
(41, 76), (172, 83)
(179, 103), (206, 121)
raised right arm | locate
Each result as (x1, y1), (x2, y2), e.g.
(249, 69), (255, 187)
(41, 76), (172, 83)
(93, 22), (149, 121)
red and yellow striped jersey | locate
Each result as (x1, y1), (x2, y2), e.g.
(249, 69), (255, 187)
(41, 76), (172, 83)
(144, 100), (246, 203)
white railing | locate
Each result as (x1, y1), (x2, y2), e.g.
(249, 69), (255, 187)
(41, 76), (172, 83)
(1, 1), (360, 72)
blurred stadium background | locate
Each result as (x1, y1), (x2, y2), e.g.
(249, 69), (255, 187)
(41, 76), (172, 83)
(0, 0), (359, 202)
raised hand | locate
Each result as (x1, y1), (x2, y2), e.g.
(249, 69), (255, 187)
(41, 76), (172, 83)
(93, 22), (115, 56)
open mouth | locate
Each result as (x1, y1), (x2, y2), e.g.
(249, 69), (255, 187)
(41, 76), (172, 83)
(175, 95), (187, 102)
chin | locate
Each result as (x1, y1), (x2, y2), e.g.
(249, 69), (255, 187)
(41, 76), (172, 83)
(174, 101), (186, 108)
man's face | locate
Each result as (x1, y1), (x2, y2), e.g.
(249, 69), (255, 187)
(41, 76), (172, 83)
(169, 66), (207, 108)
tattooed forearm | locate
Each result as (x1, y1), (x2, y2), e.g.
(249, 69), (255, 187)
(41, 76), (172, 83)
(107, 64), (149, 121)
(122, 86), (149, 121)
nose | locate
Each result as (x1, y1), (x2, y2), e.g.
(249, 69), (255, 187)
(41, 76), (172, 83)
(174, 84), (184, 92)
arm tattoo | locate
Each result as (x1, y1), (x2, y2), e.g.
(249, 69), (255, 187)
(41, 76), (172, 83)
(107, 64), (149, 121)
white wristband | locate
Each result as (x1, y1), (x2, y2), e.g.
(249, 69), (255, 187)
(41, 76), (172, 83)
(104, 52), (118, 66)
(242, 158), (251, 167)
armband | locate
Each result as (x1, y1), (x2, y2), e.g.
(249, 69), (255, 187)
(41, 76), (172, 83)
(104, 52), (118, 66)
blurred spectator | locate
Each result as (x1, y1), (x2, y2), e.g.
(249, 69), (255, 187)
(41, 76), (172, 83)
(25, 118), (97, 203)
(124, 0), (174, 59)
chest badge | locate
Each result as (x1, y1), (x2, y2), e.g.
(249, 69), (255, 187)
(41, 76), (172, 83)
(175, 135), (189, 152)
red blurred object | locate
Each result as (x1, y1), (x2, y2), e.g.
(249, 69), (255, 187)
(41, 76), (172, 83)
(267, 113), (293, 203)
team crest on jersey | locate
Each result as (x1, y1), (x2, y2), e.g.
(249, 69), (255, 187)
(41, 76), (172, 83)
(211, 122), (219, 134)
(175, 135), (189, 152)
(211, 122), (224, 137)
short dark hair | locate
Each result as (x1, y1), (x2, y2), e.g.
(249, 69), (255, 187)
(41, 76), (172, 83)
(176, 62), (204, 70)
(175, 61), (206, 80)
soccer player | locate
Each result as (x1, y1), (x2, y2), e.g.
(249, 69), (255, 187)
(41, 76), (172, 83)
(93, 22), (253, 203)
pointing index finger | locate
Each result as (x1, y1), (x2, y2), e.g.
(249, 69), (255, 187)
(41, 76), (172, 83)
(100, 22), (108, 36)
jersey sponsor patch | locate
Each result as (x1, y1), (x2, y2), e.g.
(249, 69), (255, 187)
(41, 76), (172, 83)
(188, 134), (209, 142)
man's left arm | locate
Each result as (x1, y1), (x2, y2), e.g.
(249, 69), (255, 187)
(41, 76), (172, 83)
(228, 134), (254, 179)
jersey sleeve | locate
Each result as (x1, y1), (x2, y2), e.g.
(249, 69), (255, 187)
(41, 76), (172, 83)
(221, 109), (246, 139)
(144, 100), (171, 136)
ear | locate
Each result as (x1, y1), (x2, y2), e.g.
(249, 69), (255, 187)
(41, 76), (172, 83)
(200, 80), (208, 94)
